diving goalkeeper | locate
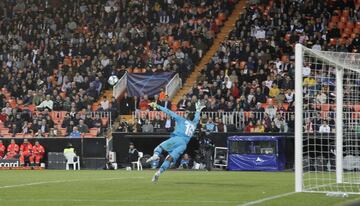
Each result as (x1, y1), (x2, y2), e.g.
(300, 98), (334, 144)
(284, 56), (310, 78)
(146, 101), (205, 182)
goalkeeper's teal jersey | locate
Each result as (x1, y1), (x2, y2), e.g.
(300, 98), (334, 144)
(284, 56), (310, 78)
(157, 105), (201, 144)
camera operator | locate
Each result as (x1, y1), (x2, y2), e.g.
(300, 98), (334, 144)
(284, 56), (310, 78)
(196, 131), (214, 171)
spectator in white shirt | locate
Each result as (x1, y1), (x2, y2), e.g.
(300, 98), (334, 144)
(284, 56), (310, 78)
(285, 90), (294, 103)
(303, 64), (311, 77)
(311, 40), (322, 51)
(100, 96), (109, 110)
(73, 73), (84, 83)
(319, 121), (331, 133)
(2, 102), (12, 115)
(315, 92), (327, 104)
(36, 95), (53, 110)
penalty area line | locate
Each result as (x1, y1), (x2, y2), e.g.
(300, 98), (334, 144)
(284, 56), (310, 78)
(238, 192), (296, 206)
(0, 177), (144, 189)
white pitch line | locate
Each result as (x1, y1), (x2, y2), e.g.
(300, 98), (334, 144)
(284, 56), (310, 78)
(238, 192), (296, 206)
(0, 198), (237, 204)
(0, 177), (144, 189)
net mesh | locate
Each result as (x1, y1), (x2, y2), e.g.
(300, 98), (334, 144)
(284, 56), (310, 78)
(300, 46), (360, 194)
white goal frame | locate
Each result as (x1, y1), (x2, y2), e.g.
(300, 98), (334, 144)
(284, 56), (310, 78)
(294, 43), (360, 194)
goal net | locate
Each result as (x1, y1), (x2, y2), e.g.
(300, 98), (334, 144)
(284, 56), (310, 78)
(295, 44), (360, 194)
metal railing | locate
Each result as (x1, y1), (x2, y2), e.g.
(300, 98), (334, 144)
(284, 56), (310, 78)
(165, 73), (182, 99)
(50, 111), (112, 129)
(113, 72), (127, 99)
(132, 111), (294, 128)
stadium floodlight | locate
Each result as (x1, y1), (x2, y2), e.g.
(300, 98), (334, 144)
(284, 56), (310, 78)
(295, 43), (360, 195)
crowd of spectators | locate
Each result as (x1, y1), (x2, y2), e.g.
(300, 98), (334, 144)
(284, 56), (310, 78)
(114, 0), (359, 134)
(0, 0), (238, 136)
(1, 0), (355, 135)
(170, 0), (359, 133)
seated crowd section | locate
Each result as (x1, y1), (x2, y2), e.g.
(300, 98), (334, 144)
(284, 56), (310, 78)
(0, 0), (234, 137)
(126, 0), (360, 134)
(1, 0), (358, 136)
(0, 0), (236, 137)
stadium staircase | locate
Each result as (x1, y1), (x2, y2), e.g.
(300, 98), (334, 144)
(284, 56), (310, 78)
(171, 0), (248, 104)
(92, 90), (113, 111)
(108, 0), (248, 129)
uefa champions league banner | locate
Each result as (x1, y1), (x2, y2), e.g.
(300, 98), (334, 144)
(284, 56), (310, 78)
(126, 72), (175, 97)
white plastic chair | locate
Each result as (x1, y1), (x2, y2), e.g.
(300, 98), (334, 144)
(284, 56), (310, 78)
(131, 152), (143, 171)
(64, 152), (81, 170)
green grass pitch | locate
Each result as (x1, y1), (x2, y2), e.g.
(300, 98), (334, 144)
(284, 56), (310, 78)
(0, 170), (359, 206)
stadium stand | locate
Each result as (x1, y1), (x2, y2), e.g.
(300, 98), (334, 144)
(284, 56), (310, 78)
(127, 0), (360, 133)
(0, 0), (237, 137)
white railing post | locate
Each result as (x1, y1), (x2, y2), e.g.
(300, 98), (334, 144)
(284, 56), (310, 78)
(165, 73), (181, 99)
(113, 72), (128, 99)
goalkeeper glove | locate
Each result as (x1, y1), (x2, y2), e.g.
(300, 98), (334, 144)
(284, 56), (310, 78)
(195, 101), (206, 112)
(149, 102), (158, 109)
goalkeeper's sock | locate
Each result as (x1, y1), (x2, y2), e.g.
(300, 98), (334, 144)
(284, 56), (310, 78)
(153, 145), (163, 156)
(159, 159), (171, 173)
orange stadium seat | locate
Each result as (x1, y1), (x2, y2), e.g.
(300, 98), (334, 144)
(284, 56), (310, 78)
(89, 128), (99, 136)
(2, 133), (12, 138)
(58, 128), (67, 136)
(83, 133), (96, 138)
(132, 68), (142, 73)
(15, 133), (24, 138)
(23, 134), (33, 138)
(0, 128), (9, 134)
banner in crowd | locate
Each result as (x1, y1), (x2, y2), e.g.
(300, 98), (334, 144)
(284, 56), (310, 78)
(126, 72), (175, 97)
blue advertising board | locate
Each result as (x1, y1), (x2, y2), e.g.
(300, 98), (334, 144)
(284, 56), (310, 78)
(227, 136), (285, 171)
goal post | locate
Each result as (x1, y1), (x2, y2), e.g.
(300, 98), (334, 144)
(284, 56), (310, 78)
(295, 43), (360, 194)
(295, 44), (303, 192)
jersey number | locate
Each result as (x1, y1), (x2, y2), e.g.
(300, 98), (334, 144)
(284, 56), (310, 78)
(185, 121), (195, 137)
